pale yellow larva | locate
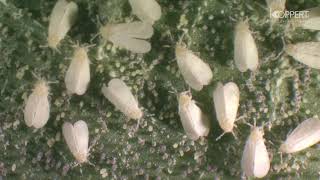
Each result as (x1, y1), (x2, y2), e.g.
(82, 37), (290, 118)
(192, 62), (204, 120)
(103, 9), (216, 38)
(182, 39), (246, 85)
(286, 42), (320, 69)
(48, 0), (78, 49)
(234, 20), (259, 72)
(101, 78), (143, 120)
(129, 0), (162, 25)
(99, 21), (154, 53)
(280, 118), (320, 153)
(175, 45), (213, 91)
(62, 120), (89, 163)
(241, 127), (270, 178)
(213, 82), (240, 136)
(178, 91), (210, 140)
(24, 80), (50, 129)
(65, 46), (90, 95)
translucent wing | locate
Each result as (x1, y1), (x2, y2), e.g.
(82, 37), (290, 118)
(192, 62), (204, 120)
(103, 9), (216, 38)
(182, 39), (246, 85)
(110, 22), (154, 39)
(109, 35), (151, 54)
(106, 22), (154, 53)
(129, 0), (162, 24)
(282, 118), (320, 153)
(286, 42), (320, 69)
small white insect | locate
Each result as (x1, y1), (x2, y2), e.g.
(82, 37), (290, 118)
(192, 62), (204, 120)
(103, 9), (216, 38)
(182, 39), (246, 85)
(234, 20), (259, 72)
(24, 80), (50, 129)
(287, 6), (320, 31)
(99, 22), (154, 53)
(175, 44), (213, 91)
(241, 127), (270, 178)
(285, 42), (320, 69)
(48, 0), (78, 49)
(129, 0), (162, 25)
(213, 82), (240, 137)
(178, 91), (210, 140)
(101, 78), (143, 120)
(266, 0), (286, 24)
(63, 120), (89, 163)
(65, 46), (90, 95)
(280, 118), (320, 153)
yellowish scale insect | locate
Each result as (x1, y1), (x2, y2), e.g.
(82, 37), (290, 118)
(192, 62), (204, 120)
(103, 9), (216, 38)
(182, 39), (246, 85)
(65, 46), (90, 95)
(280, 118), (320, 153)
(241, 126), (270, 178)
(234, 20), (259, 72)
(213, 82), (240, 140)
(285, 42), (320, 69)
(63, 120), (89, 163)
(129, 0), (162, 25)
(175, 44), (213, 91)
(48, 0), (78, 49)
(24, 80), (50, 129)
(101, 78), (143, 120)
(266, 0), (286, 24)
(99, 22), (154, 53)
(287, 6), (320, 31)
(178, 91), (210, 140)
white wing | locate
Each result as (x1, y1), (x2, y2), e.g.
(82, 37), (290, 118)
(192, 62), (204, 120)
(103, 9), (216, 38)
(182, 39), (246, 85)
(63, 122), (78, 157)
(178, 99), (209, 140)
(213, 82), (239, 132)
(234, 21), (259, 72)
(106, 22), (154, 53)
(286, 42), (320, 69)
(213, 83), (227, 130)
(48, 0), (78, 48)
(176, 46), (213, 91)
(109, 35), (151, 53)
(73, 120), (89, 156)
(223, 82), (240, 126)
(24, 92), (50, 128)
(102, 78), (142, 119)
(253, 139), (270, 178)
(63, 121), (89, 163)
(129, 0), (162, 25)
(65, 48), (90, 95)
(242, 128), (269, 178)
(281, 118), (320, 153)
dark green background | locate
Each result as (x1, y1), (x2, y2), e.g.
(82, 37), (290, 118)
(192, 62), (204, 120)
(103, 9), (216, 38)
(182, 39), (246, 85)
(1, 0), (320, 179)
